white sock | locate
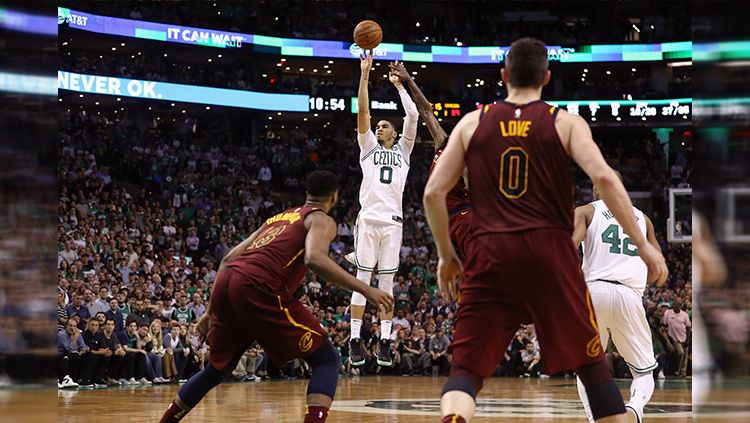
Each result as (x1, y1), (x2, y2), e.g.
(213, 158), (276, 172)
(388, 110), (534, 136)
(575, 375), (595, 423)
(351, 318), (362, 340)
(627, 370), (655, 414)
(380, 320), (392, 340)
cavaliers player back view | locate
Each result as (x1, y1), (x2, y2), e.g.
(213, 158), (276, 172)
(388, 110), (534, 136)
(424, 38), (668, 423)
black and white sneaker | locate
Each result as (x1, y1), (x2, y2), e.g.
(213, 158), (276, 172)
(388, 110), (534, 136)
(349, 339), (366, 366)
(376, 340), (392, 367)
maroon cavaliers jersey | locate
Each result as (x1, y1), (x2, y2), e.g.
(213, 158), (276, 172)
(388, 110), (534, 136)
(466, 100), (574, 235)
(226, 205), (322, 293)
(430, 148), (470, 216)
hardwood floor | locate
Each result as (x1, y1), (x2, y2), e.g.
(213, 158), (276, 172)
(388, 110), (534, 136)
(48, 375), (725, 422)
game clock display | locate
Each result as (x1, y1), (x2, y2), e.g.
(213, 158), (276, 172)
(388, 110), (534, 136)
(309, 97), (346, 111)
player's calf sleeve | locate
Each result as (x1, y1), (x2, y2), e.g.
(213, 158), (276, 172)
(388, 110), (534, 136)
(305, 338), (339, 399)
(377, 272), (394, 295)
(576, 361), (626, 421)
(442, 362), (483, 399)
(355, 269), (372, 286)
(160, 364), (229, 423)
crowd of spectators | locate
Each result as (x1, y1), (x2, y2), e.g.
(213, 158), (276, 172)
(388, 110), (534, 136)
(69, 1), (690, 46)
(57, 101), (694, 388)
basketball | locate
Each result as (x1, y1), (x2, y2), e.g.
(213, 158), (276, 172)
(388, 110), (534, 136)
(353, 20), (382, 50)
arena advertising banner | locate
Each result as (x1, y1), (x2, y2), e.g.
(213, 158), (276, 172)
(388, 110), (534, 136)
(57, 71), (310, 111)
(1, 7), (57, 35)
(58, 7), (690, 63)
(0, 71), (57, 95)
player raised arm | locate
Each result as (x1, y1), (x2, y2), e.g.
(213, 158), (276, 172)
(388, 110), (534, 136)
(386, 62), (419, 153)
(561, 112), (668, 285)
(304, 211), (394, 313)
(389, 61), (448, 151)
(357, 49), (374, 137)
(423, 109), (480, 301)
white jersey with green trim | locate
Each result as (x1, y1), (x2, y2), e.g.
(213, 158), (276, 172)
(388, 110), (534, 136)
(582, 200), (648, 292)
(357, 130), (413, 226)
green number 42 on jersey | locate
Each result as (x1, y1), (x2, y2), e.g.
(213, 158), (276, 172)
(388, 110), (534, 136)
(601, 224), (639, 256)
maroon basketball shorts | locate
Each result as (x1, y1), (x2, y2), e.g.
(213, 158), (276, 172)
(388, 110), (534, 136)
(449, 228), (604, 378)
(449, 208), (473, 262)
(207, 268), (325, 373)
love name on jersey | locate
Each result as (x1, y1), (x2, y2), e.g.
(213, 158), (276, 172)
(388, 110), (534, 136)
(499, 120), (532, 137)
(266, 211), (302, 225)
(373, 150), (403, 167)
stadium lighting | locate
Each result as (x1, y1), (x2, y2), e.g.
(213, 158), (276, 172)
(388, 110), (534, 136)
(281, 58), (286, 62)
(299, 68), (304, 71)
(117, 98), (121, 101)
(111, 47), (116, 51)
(285, 66), (290, 70)
(277, 63), (282, 67)
(182, 110), (186, 113)
(668, 61), (692, 67)
(581, 78), (585, 81)
(314, 113), (319, 117)
(62, 42), (68, 46)
(383, 74), (387, 78)
(616, 117), (622, 121)
(120, 42), (125, 46)
(323, 65), (329, 69)
(303, 117), (308, 121)
(268, 116), (272, 120)
(59, 98), (62, 102)
(205, 106), (210, 110)
(632, 24), (640, 33)
(262, 74), (267, 77)
(326, 70), (331, 74)
(171, 103), (175, 106)
(456, 41), (463, 46)
(148, 106), (151, 110)
(164, 53), (168, 57)
(95, 102), (100, 105)
(591, 117), (596, 121)
(313, 69), (318, 72)
(277, 112), (282, 116)
(642, 116), (646, 120)
(275, 17), (278, 21)
(421, 64), (426, 68)
(583, 68), (588, 73)
(412, 71), (417, 75)
(138, 52), (141, 55)
(208, 58), (212, 62)
(606, 70), (611, 75)
(328, 60), (333, 64)
(650, 25), (655, 29)
(631, 68), (636, 72)
(416, 22), (420, 27)
(466, 84), (471, 88)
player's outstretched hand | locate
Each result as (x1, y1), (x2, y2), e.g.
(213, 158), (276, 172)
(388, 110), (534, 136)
(438, 252), (464, 303)
(640, 243), (668, 287)
(388, 61), (409, 82)
(365, 286), (394, 315)
(360, 49), (374, 74)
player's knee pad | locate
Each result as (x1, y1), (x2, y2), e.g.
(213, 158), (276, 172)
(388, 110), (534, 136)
(351, 291), (367, 307)
(442, 362), (483, 399)
(377, 273), (394, 295)
(305, 339), (339, 398)
(577, 361), (625, 420)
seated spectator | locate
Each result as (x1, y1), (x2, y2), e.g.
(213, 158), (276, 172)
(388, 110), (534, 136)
(392, 309), (410, 333)
(163, 324), (189, 382)
(81, 319), (111, 388)
(104, 297), (125, 334)
(171, 295), (196, 324)
(99, 319), (127, 385)
(117, 320), (148, 384)
(65, 293), (91, 331)
(58, 318), (93, 388)
(429, 328), (450, 376)
(519, 341), (542, 377)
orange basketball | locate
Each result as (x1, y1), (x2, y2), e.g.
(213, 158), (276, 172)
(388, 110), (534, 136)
(353, 20), (383, 50)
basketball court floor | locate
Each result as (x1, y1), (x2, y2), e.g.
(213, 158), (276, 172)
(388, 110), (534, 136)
(46, 376), (749, 422)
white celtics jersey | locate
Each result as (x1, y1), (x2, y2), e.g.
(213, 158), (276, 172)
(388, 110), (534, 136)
(582, 200), (648, 292)
(357, 130), (413, 226)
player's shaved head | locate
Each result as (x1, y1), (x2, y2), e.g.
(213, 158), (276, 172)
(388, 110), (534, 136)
(505, 37), (549, 88)
(306, 170), (339, 198)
